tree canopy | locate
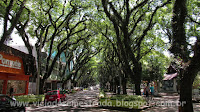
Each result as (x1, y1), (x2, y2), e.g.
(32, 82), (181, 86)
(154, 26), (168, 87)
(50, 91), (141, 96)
(0, 0), (200, 111)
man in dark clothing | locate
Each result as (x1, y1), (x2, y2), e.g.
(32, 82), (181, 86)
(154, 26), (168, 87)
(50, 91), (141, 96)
(10, 87), (14, 96)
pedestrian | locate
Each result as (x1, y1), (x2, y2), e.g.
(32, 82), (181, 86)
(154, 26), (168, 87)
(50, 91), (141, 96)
(144, 84), (150, 101)
(10, 86), (14, 96)
(150, 84), (154, 99)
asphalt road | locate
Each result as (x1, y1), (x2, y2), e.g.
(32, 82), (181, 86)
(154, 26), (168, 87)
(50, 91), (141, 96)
(26, 90), (123, 112)
(26, 90), (200, 112)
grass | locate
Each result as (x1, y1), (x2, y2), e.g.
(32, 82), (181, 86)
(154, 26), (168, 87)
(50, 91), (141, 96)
(99, 94), (147, 109)
(83, 88), (88, 90)
(71, 89), (76, 93)
(14, 95), (45, 103)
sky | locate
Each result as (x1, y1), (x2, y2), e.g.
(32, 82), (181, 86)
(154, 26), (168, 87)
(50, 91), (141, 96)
(0, 23), (37, 57)
(0, 20), (36, 46)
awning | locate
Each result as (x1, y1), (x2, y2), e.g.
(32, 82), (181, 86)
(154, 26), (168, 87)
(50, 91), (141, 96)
(163, 73), (178, 80)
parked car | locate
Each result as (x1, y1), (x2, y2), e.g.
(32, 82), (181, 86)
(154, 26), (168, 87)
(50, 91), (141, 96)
(44, 90), (66, 102)
(0, 94), (25, 112)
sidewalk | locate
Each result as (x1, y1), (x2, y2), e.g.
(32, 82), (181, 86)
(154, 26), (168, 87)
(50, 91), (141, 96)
(142, 92), (200, 112)
(143, 103), (200, 112)
(127, 89), (200, 112)
(105, 90), (200, 112)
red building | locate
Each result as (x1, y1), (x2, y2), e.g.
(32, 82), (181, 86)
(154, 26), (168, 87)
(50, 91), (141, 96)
(0, 45), (35, 96)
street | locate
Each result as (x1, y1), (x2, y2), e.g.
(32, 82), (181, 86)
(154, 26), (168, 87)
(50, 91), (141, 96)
(26, 90), (200, 112)
(26, 90), (123, 112)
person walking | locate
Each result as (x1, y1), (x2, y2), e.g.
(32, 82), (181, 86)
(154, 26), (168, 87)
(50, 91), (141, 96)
(144, 84), (150, 101)
(150, 84), (155, 99)
(10, 86), (14, 96)
(9, 86), (16, 100)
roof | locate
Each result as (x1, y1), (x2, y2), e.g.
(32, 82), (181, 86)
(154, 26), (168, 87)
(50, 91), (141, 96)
(8, 45), (37, 59)
(163, 73), (178, 80)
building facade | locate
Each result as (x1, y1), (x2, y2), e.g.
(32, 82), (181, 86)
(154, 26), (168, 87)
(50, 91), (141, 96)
(162, 65), (179, 92)
(0, 45), (35, 96)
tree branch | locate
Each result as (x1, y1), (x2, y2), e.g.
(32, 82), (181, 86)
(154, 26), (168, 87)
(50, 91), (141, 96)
(188, 16), (200, 25)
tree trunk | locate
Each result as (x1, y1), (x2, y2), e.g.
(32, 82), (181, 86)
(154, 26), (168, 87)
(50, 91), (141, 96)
(170, 0), (200, 111)
(110, 81), (113, 91)
(179, 71), (193, 112)
(122, 78), (127, 94)
(134, 66), (142, 95)
(71, 80), (74, 89)
(113, 83), (116, 93)
(113, 78), (118, 93)
(39, 78), (45, 94)
(62, 82), (65, 89)
(178, 60), (200, 112)
(135, 82), (141, 95)
(74, 81), (77, 87)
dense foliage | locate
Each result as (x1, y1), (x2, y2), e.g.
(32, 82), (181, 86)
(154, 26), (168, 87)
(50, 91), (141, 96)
(0, 0), (199, 111)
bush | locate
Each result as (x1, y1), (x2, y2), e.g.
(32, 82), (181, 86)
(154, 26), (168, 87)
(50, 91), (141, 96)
(83, 88), (88, 90)
(110, 95), (145, 101)
(14, 95), (45, 103)
(71, 89), (76, 93)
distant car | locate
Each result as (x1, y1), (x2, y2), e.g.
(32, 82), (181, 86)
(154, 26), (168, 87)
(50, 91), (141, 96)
(89, 86), (93, 91)
(79, 87), (83, 91)
(44, 90), (66, 102)
(74, 87), (80, 91)
(0, 94), (25, 112)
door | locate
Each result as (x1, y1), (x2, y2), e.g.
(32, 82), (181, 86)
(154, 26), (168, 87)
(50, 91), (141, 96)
(0, 80), (3, 94)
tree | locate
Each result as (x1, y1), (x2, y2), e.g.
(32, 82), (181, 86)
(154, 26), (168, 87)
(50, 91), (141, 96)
(0, 0), (37, 76)
(61, 39), (102, 88)
(74, 57), (99, 87)
(25, 0), (91, 93)
(96, 38), (126, 94)
(100, 0), (171, 95)
(0, 0), (27, 49)
(170, 0), (200, 111)
(142, 53), (169, 82)
(0, 0), (101, 93)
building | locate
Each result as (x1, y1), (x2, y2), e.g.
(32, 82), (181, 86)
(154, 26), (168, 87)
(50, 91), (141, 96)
(3, 37), (73, 94)
(162, 65), (179, 92)
(0, 44), (36, 96)
(39, 51), (73, 92)
(44, 60), (72, 91)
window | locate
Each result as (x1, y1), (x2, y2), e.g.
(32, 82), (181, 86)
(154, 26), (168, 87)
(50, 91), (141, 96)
(7, 80), (26, 95)
(46, 91), (58, 95)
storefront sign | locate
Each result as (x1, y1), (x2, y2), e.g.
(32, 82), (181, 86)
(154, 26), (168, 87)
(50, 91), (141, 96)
(0, 54), (21, 69)
(0, 52), (24, 75)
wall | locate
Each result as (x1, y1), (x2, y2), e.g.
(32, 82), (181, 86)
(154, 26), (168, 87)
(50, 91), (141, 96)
(28, 82), (36, 94)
